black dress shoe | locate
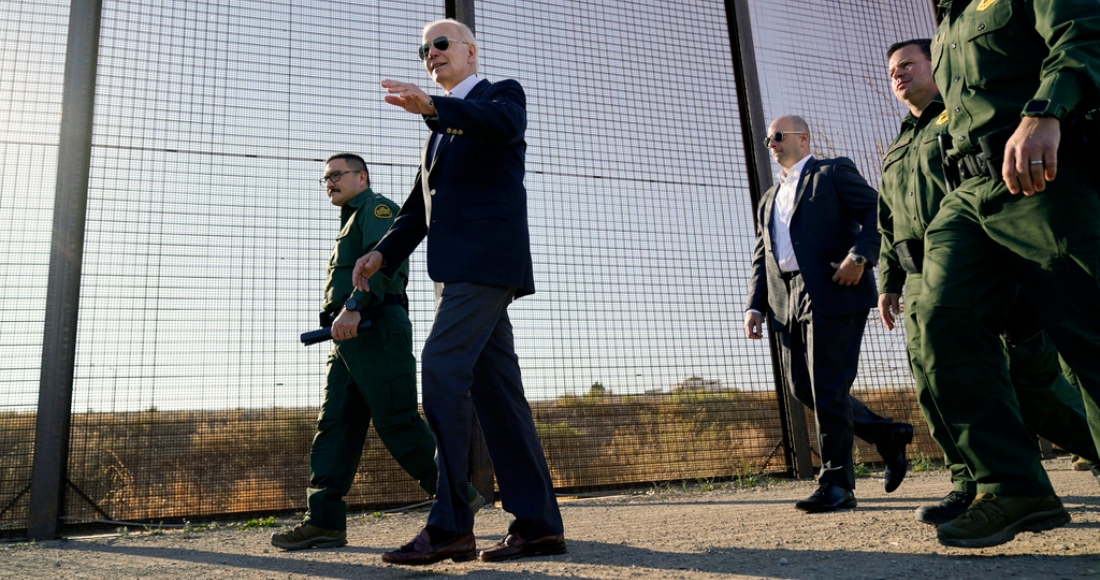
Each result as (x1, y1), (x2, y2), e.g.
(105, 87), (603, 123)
(478, 533), (567, 562)
(795, 482), (857, 513)
(877, 422), (913, 493)
(381, 529), (477, 565)
(915, 491), (976, 526)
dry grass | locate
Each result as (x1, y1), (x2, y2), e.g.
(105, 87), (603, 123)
(0, 387), (929, 532)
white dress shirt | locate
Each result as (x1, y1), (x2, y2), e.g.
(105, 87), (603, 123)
(772, 154), (812, 273)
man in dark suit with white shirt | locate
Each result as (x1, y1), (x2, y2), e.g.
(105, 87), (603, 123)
(745, 115), (912, 512)
(351, 18), (565, 565)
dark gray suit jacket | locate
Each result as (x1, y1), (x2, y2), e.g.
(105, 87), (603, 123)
(747, 156), (879, 326)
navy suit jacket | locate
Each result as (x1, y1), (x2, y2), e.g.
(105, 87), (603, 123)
(747, 156), (879, 325)
(375, 78), (536, 298)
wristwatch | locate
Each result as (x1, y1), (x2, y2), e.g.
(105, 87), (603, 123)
(344, 297), (363, 312)
(1022, 99), (1066, 120)
(847, 252), (869, 266)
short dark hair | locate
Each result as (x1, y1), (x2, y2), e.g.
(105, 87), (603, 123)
(887, 39), (931, 61)
(325, 153), (370, 186)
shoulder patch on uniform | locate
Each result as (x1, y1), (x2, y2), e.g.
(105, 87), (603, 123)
(373, 204), (393, 219)
(935, 111), (949, 125)
(976, 0), (996, 11)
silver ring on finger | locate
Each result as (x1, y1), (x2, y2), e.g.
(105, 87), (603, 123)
(1029, 159), (1044, 165)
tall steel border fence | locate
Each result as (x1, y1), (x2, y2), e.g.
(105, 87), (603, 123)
(0, 0), (937, 539)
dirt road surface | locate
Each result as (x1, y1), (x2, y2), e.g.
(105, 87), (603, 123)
(3, 459), (1098, 579)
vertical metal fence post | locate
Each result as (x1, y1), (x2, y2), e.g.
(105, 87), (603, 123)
(447, 0), (476, 35)
(446, 0), (495, 503)
(28, 0), (102, 540)
(724, 0), (814, 479)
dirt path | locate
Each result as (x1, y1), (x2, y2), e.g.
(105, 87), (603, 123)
(3, 459), (1098, 579)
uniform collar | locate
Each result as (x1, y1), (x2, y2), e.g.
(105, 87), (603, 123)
(914, 96), (945, 128)
(340, 188), (374, 220)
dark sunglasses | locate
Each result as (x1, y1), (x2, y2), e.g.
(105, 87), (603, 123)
(763, 131), (807, 146)
(418, 36), (470, 60)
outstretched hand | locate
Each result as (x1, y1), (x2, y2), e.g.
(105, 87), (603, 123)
(381, 79), (437, 116)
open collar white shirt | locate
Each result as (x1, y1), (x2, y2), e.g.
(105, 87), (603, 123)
(446, 74), (479, 99)
(772, 154), (812, 273)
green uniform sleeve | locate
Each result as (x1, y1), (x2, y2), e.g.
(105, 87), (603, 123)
(347, 200), (397, 308)
(877, 192), (906, 296)
(1028, 0), (1100, 118)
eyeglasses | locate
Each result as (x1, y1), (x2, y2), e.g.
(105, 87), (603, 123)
(418, 36), (469, 60)
(319, 170), (361, 185)
(763, 131), (807, 146)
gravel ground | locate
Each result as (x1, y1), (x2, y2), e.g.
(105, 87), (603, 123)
(3, 459), (1098, 579)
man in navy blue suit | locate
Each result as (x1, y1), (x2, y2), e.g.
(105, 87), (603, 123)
(352, 18), (565, 565)
(745, 115), (912, 512)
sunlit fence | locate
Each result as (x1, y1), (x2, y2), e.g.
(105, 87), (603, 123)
(0, 0), (937, 539)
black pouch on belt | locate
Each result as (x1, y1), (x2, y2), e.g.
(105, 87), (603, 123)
(976, 125), (1014, 180)
(894, 238), (924, 274)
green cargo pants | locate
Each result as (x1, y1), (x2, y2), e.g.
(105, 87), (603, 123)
(1010, 333), (1100, 466)
(305, 306), (438, 531)
(903, 276), (1098, 494)
(916, 156), (1100, 497)
(1059, 356), (1100, 451)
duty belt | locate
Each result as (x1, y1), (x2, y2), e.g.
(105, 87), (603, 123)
(954, 151), (991, 182)
(320, 293), (407, 328)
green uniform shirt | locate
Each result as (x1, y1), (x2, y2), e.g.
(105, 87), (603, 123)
(323, 188), (408, 313)
(932, 0), (1100, 155)
(878, 98), (950, 295)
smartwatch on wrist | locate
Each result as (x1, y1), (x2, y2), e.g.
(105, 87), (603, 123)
(344, 297), (363, 312)
(1022, 99), (1064, 120)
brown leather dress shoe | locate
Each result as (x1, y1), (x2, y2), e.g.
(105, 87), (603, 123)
(381, 529), (476, 565)
(478, 533), (567, 562)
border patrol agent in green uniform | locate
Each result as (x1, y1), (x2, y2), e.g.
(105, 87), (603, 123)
(879, 39), (1100, 529)
(918, 0), (1100, 548)
(1058, 355), (1100, 467)
(272, 153), (481, 550)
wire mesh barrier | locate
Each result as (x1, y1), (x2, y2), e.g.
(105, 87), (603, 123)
(744, 0), (940, 470)
(0, 0), (941, 539)
(0, 0), (71, 538)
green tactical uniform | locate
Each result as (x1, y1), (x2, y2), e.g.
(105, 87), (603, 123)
(306, 189), (438, 531)
(919, 0), (1100, 497)
(1059, 356), (1100, 447)
(879, 97), (1099, 496)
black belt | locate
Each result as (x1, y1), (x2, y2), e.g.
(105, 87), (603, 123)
(954, 151), (990, 181)
(379, 293), (409, 312)
(779, 270), (800, 281)
(320, 293), (407, 328)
